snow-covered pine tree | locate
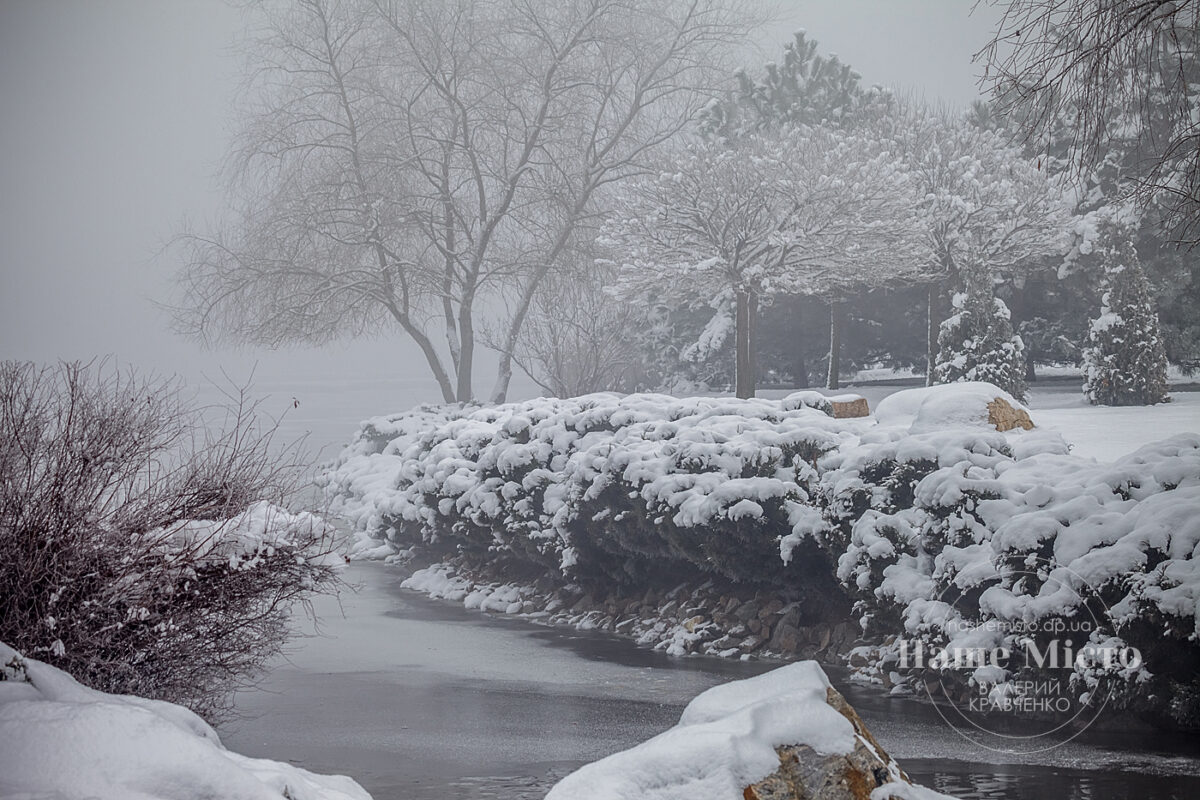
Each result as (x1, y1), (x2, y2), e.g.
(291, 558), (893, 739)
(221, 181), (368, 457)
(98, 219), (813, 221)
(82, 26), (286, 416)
(934, 265), (1028, 400)
(1082, 223), (1169, 405)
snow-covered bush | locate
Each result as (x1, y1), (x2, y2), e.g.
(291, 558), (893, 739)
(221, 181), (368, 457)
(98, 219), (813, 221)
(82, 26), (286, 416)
(0, 361), (343, 721)
(0, 641), (371, 800)
(1082, 224), (1170, 405)
(332, 383), (1200, 726)
(802, 420), (1200, 729)
(323, 393), (852, 591)
(934, 283), (1027, 401)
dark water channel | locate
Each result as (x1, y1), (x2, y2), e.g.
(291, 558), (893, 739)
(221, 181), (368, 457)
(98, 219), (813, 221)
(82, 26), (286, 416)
(218, 563), (1200, 799)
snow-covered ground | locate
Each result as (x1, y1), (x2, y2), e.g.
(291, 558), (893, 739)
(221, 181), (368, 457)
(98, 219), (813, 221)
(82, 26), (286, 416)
(0, 642), (371, 800)
(1030, 388), (1200, 461)
(763, 377), (1200, 463)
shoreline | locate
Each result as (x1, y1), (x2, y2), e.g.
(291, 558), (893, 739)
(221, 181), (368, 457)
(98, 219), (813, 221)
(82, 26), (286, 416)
(390, 554), (861, 666)
(382, 553), (1196, 738)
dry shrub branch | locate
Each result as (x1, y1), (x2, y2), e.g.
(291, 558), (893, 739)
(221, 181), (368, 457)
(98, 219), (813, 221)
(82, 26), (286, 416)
(0, 360), (343, 720)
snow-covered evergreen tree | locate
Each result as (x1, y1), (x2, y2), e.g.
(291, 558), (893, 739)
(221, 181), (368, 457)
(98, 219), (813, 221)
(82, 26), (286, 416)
(934, 266), (1028, 400)
(1081, 222), (1170, 405)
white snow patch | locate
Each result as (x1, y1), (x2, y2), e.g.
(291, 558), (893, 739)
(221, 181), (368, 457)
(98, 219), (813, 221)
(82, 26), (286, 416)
(0, 642), (371, 800)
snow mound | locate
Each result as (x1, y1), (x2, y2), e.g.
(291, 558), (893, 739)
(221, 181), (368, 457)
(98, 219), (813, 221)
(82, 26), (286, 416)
(546, 661), (956, 800)
(0, 642), (372, 800)
(149, 500), (346, 571)
(874, 381), (1030, 433)
(780, 390), (833, 414)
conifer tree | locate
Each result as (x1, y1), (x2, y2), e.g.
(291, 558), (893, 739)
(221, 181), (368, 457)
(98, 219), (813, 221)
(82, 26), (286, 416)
(698, 30), (866, 139)
(935, 265), (1028, 400)
(1082, 222), (1170, 405)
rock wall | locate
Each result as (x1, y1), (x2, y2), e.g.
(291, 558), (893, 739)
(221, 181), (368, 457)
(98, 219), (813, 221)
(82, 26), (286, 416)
(402, 558), (860, 662)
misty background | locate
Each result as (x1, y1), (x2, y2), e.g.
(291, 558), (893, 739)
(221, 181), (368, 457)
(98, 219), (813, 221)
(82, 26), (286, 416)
(0, 0), (998, 453)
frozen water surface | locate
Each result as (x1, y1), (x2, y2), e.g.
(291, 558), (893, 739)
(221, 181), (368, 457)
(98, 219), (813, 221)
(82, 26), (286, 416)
(219, 562), (1200, 800)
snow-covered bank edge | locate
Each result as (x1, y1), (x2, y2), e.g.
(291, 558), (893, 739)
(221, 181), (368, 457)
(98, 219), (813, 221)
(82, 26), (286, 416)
(0, 642), (373, 800)
(396, 557), (860, 663)
(330, 384), (1200, 729)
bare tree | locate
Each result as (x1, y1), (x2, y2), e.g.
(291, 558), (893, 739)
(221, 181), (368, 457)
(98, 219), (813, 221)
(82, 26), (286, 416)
(975, 0), (1199, 244)
(502, 245), (640, 396)
(175, 0), (759, 403)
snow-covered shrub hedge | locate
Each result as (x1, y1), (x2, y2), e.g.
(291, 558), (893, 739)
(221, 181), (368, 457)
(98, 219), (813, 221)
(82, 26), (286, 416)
(323, 393), (852, 591)
(329, 383), (1200, 725)
(0, 361), (344, 721)
(800, 420), (1200, 728)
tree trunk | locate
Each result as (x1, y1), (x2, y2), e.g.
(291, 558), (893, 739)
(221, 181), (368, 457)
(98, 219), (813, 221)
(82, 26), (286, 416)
(792, 302), (809, 389)
(826, 299), (843, 390)
(748, 290), (758, 396)
(734, 289), (756, 398)
(375, 247), (456, 404)
(926, 285), (939, 387)
(490, 200), (592, 404)
(386, 304), (456, 404)
(457, 293), (475, 402)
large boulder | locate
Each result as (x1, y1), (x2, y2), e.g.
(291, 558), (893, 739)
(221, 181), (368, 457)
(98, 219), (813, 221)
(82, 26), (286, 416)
(780, 392), (870, 419)
(545, 662), (956, 800)
(744, 686), (916, 800)
(829, 394), (870, 419)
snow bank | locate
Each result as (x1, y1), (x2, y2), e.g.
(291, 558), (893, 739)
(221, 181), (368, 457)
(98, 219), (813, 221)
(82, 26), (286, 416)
(149, 500), (346, 573)
(546, 661), (955, 800)
(0, 642), (372, 800)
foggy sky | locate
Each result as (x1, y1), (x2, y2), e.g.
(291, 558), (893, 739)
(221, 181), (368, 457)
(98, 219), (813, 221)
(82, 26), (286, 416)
(0, 0), (999, 400)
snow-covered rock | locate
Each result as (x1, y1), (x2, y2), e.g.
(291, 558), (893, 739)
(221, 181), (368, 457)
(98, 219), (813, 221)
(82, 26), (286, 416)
(829, 394), (870, 419)
(0, 642), (372, 800)
(546, 661), (956, 800)
(875, 381), (1033, 433)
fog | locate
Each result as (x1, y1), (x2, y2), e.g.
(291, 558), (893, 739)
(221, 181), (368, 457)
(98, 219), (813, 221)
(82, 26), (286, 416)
(0, 0), (997, 398)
